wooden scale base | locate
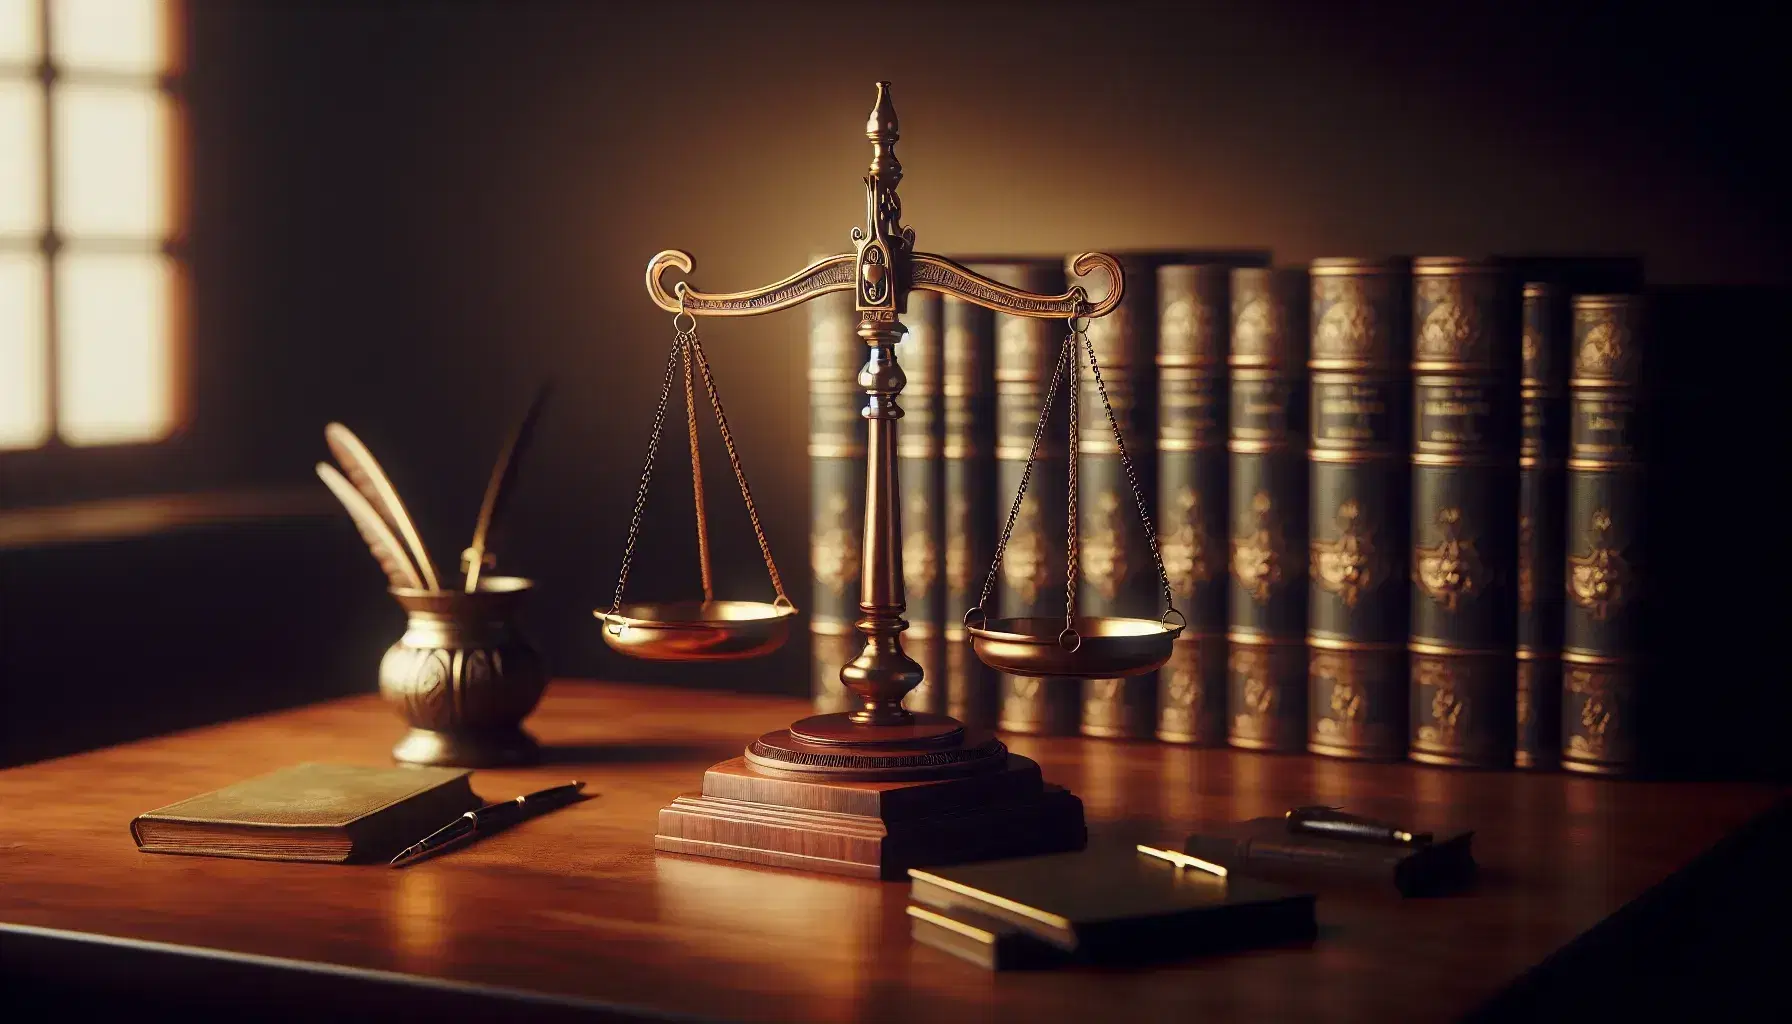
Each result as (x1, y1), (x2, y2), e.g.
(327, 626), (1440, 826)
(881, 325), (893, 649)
(654, 712), (1087, 879)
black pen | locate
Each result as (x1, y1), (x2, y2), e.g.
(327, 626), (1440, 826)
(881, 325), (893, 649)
(390, 781), (586, 867)
(1285, 805), (1432, 846)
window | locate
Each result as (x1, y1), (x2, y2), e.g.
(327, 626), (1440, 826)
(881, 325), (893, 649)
(1, 0), (181, 452)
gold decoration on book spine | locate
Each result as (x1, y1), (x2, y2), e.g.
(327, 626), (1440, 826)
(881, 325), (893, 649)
(1310, 499), (1382, 609)
(1313, 277), (1378, 361)
(1001, 494), (1051, 606)
(1227, 641), (1306, 751)
(1229, 492), (1287, 604)
(944, 494), (973, 595)
(1411, 654), (1465, 752)
(1566, 508), (1631, 621)
(902, 490), (939, 596)
(1412, 507), (1487, 612)
(1081, 492), (1131, 599)
(1571, 300), (1637, 383)
(998, 675), (1079, 735)
(812, 494), (859, 596)
(1163, 487), (1216, 598)
(1305, 644), (1405, 760)
(1157, 638), (1223, 744)
(1231, 283), (1281, 362)
(1562, 659), (1635, 773)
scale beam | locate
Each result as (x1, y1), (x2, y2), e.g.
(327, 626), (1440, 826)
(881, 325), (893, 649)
(645, 249), (1123, 320)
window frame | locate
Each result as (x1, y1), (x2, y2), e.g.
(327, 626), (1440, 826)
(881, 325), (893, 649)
(1, 0), (192, 506)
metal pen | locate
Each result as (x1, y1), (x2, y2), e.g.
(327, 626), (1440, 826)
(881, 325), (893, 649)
(390, 781), (586, 867)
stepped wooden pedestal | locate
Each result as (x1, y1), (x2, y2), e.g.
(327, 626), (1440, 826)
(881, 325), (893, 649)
(654, 745), (1086, 880)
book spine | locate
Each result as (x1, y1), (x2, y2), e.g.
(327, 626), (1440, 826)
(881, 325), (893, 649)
(1516, 282), (1567, 768)
(943, 289), (999, 727)
(1562, 295), (1646, 775)
(1156, 264), (1231, 745)
(809, 288), (865, 712)
(898, 291), (947, 714)
(1305, 258), (1411, 759)
(1225, 267), (1310, 752)
(1072, 254), (1160, 740)
(987, 260), (1074, 734)
(1406, 259), (1521, 769)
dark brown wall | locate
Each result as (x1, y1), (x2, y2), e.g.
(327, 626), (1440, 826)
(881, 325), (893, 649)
(13, 2), (1787, 716)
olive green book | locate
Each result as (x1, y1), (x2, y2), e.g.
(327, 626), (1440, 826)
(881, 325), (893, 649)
(130, 763), (481, 863)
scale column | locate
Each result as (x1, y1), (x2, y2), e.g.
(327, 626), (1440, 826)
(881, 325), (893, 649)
(840, 317), (925, 724)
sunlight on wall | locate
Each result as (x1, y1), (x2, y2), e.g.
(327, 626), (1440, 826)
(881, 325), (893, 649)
(0, 0), (177, 451)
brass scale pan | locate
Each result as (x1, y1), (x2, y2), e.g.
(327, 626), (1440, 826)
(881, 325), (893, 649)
(602, 294), (1179, 677)
(962, 318), (1182, 678)
(597, 302), (795, 661)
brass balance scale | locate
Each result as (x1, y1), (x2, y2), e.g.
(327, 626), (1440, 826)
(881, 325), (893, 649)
(598, 83), (1183, 879)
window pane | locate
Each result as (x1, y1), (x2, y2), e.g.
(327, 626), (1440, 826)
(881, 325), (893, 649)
(56, 251), (175, 446)
(51, 83), (170, 237)
(0, 0), (40, 65)
(50, 0), (166, 75)
(0, 78), (43, 234)
(0, 251), (49, 450)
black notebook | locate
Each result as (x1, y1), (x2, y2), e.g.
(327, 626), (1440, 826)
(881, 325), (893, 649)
(907, 844), (1316, 965)
(1185, 818), (1476, 897)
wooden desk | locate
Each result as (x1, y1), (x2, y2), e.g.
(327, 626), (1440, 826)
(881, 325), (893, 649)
(0, 681), (1782, 1022)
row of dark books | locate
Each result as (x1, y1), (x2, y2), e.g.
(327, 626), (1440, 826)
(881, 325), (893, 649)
(808, 250), (1648, 774)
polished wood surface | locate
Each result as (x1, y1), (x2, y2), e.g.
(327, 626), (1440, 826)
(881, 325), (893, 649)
(0, 681), (1781, 1022)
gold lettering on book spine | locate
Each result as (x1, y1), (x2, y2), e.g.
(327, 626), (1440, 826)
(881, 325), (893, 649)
(1414, 507), (1487, 613)
(1311, 499), (1381, 609)
(1566, 508), (1630, 621)
(1230, 492), (1287, 604)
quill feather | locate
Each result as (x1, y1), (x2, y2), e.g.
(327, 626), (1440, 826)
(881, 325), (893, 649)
(316, 462), (425, 590)
(324, 423), (441, 590)
(465, 384), (551, 592)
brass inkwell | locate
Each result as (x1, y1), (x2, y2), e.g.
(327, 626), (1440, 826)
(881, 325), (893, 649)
(316, 389), (551, 768)
(604, 83), (1181, 879)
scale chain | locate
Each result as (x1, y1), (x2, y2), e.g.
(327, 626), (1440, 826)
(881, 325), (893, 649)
(1066, 327), (1081, 640)
(608, 332), (687, 622)
(972, 331), (1075, 623)
(682, 337), (715, 604)
(686, 330), (792, 607)
(1079, 328), (1178, 621)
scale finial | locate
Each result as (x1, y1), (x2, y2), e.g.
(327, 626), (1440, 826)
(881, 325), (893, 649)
(866, 81), (899, 145)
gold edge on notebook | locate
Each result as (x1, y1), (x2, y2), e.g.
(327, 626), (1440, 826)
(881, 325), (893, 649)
(906, 904), (998, 944)
(906, 870), (1076, 932)
(1137, 843), (1229, 877)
